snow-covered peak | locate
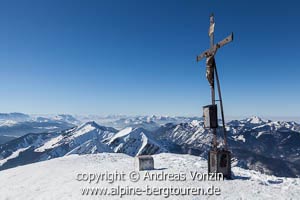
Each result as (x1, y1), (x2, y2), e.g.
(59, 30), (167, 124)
(109, 127), (133, 142)
(0, 122), (118, 170)
(77, 121), (99, 129)
(108, 127), (152, 145)
(34, 122), (116, 154)
(246, 116), (265, 124)
(76, 121), (116, 133)
(108, 127), (166, 156)
(73, 122), (97, 135)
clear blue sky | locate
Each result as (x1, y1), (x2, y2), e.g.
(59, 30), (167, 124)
(0, 0), (299, 117)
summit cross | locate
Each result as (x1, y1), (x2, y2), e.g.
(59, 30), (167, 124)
(196, 14), (233, 150)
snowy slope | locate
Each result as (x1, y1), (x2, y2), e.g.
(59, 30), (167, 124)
(34, 121), (117, 157)
(0, 153), (299, 200)
(154, 120), (213, 156)
(0, 122), (167, 171)
(0, 122), (117, 170)
(107, 127), (167, 156)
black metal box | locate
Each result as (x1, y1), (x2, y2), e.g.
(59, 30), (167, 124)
(208, 149), (231, 179)
(203, 104), (218, 128)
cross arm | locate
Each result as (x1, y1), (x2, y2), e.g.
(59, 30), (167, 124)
(196, 32), (233, 62)
(196, 50), (209, 62)
(216, 33), (233, 49)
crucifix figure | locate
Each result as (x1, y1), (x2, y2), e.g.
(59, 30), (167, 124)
(196, 14), (233, 178)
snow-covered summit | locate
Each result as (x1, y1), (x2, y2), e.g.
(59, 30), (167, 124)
(246, 116), (266, 124)
(0, 153), (299, 200)
(108, 127), (167, 156)
(33, 121), (117, 155)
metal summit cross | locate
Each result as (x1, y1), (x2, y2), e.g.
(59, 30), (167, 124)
(196, 14), (233, 179)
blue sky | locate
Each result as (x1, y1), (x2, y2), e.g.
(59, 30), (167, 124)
(0, 0), (299, 117)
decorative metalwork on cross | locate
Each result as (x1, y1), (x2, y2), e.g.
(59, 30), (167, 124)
(196, 14), (233, 179)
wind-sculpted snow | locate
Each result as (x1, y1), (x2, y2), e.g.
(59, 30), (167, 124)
(0, 153), (299, 200)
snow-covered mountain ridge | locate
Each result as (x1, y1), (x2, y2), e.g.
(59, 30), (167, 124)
(0, 122), (166, 170)
(0, 121), (116, 170)
(0, 116), (300, 177)
(155, 116), (300, 177)
(107, 127), (167, 156)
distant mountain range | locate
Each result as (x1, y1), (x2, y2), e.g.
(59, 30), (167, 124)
(0, 114), (78, 138)
(76, 115), (201, 130)
(0, 113), (299, 178)
(0, 113), (198, 140)
(0, 113), (30, 121)
(154, 116), (300, 177)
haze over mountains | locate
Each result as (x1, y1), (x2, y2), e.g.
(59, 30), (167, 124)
(0, 113), (76, 139)
(0, 113), (300, 177)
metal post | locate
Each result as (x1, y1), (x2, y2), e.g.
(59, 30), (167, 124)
(209, 14), (217, 151)
(214, 65), (228, 150)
